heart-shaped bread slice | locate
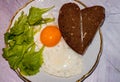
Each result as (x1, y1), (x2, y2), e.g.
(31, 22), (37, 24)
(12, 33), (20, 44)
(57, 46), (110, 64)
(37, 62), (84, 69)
(58, 3), (105, 55)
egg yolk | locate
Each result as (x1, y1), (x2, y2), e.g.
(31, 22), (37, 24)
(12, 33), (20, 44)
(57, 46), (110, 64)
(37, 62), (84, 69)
(40, 25), (61, 47)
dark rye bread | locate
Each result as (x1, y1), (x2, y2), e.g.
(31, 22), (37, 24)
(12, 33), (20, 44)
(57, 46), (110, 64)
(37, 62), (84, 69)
(58, 3), (105, 55)
(81, 6), (105, 54)
(58, 3), (83, 54)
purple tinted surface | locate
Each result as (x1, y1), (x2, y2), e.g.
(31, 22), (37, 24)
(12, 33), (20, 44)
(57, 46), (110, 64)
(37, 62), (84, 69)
(0, 0), (120, 82)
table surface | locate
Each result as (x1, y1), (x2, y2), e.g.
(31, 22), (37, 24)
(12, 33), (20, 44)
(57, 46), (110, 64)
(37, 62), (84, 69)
(0, 0), (120, 82)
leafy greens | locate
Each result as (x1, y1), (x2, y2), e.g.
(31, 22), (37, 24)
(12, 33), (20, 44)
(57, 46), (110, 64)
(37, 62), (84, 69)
(3, 6), (54, 76)
(28, 6), (54, 25)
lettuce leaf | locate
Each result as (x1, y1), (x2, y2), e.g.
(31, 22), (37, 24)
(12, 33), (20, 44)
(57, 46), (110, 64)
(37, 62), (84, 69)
(19, 45), (44, 76)
(3, 44), (26, 69)
(3, 6), (54, 76)
(28, 6), (54, 25)
(10, 12), (28, 35)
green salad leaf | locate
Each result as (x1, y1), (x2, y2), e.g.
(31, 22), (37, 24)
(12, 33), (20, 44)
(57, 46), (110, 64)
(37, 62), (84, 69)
(28, 6), (54, 25)
(3, 6), (54, 76)
(19, 45), (44, 76)
(3, 44), (27, 69)
(11, 12), (28, 35)
(40, 18), (55, 24)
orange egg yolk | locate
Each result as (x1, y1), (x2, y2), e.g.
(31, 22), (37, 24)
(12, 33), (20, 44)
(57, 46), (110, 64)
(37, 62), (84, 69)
(40, 25), (61, 47)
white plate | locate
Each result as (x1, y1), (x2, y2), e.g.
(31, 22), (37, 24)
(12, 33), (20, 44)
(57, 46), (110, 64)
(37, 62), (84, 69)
(10, 0), (103, 82)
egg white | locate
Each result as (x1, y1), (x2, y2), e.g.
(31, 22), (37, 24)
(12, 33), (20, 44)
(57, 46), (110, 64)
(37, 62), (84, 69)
(34, 14), (83, 77)
(42, 38), (83, 77)
(34, 28), (83, 77)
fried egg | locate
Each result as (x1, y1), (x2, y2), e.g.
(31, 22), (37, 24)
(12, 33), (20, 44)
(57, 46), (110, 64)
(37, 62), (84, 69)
(34, 13), (83, 77)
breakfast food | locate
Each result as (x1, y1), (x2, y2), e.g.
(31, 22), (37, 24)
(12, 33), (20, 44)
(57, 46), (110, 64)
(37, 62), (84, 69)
(2, 1), (105, 81)
(35, 31), (83, 77)
(40, 25), (61, 47)
(42, 38), (82, 77)
(81, 6), (105, 54)
(34, 18), (83, 78)
(58, 3), (82, 54)
(3, 4), (83, 78)
(58, 3), (105, 55)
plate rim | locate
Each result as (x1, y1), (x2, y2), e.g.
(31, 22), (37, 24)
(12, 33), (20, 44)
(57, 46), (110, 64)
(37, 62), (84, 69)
(77, 29), (103, 82)
(7, 0), (103, 82)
